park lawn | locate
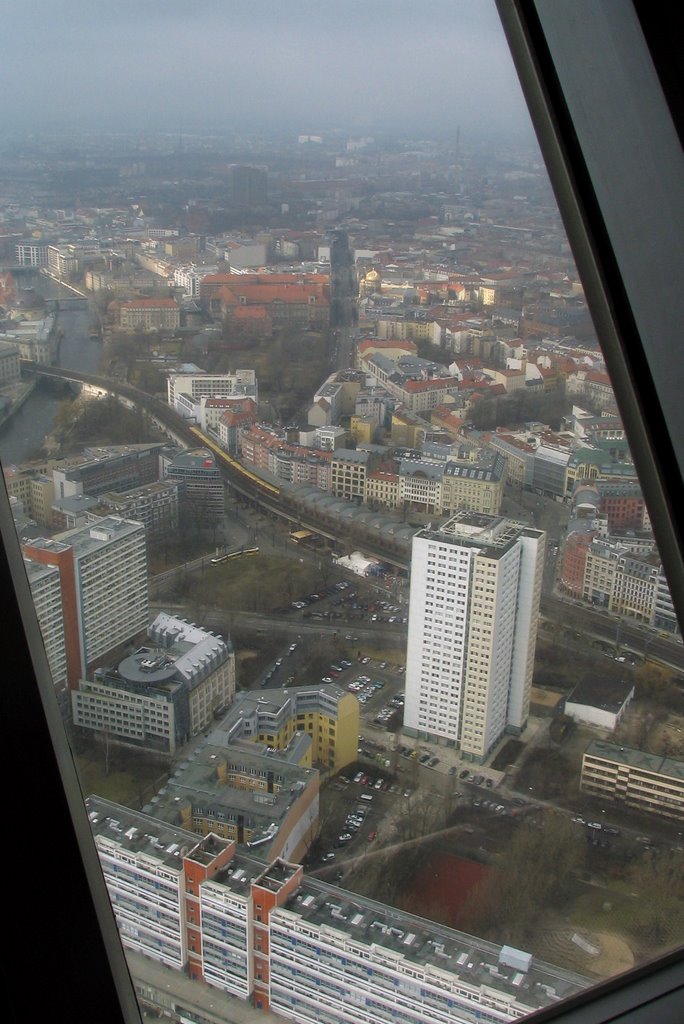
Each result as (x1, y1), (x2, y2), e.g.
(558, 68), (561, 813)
(75, 751), (167, 809)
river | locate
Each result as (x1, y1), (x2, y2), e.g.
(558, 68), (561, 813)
(0, 272), (102, 465)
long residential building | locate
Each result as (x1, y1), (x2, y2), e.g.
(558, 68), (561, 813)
(404, 513), (544, 762)
(87, 796), (587, 1022)
(581, 740), (684, 821)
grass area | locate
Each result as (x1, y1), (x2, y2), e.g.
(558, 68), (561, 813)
(570, 885), (643, 938)
(357, 645), (406, 666)
(173, 552), (324, 614)
(73, 740), (169, 809)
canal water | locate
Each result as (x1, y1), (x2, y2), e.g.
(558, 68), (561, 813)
(0, 273), (102, 466)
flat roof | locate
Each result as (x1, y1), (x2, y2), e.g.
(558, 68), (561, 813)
(277, 875), (587, 1011)
(567, 676), (634, 714)
(584, 739), (684, 779)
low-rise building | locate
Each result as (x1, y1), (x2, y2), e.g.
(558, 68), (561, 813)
(119, 297), (180, 331)
(148, 742), (319, 864)
(214, 683), (359, 776)
(581, 739), (684, 821)
(565, 677), (635, 731)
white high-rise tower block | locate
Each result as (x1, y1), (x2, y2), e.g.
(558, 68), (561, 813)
(404, 512), (545, 762)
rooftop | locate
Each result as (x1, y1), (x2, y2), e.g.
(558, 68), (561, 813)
(278, 875), (587, 1011)
(585, 739), (684, 781)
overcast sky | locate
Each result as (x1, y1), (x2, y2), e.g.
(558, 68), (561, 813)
(4, 0), (533, 140)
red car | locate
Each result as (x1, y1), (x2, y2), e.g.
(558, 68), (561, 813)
(368, 831), (377, 843)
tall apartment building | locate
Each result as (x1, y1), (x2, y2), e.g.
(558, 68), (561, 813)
(229, 164), (268, 207)
(87, 796), (587, 1021)
(404, 513), (545, 762)
(24, 516), (148, 686)
(24, 557), (68, 709)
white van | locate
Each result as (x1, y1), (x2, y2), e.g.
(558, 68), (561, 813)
(359, 793), (374, 802)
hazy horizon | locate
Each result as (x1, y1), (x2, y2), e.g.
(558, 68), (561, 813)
(3, 1), (533, 143)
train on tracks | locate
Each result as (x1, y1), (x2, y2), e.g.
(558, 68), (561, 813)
(187, 425), (281, 500)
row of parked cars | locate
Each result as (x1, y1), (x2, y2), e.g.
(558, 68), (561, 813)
(291, 581), (350, 610)
(321, 659), (353, 684)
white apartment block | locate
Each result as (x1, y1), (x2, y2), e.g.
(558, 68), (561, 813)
(24, 558), (67, 698)
(15, 241), (50, 266)
(168, 370), (257, 415)
(87, 797), (587, 1023)
(68, 518), (148, 668)
(25, 516), (147, 671)
(173, 264), (218, 297)
(404, 513), (544, 762)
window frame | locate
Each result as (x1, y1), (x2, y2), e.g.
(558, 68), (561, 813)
(2, 2), (684, 1022)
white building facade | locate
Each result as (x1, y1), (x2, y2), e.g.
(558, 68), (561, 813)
(404, 513), (544, 762)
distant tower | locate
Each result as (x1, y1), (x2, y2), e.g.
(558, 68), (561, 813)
(329, 229), (358, 328)
(229, 165), (268, 208)
(453, 124), (461, 192)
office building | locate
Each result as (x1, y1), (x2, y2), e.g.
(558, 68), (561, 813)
(213, 682), (359, 776)
(95, 479), (180, 542)
(145, 741), (320, 863)
(119, 298), (180, 331)
(72, 612), (235, 753)
(404, 513), (545, 762)
(165, 449), (224, 524)
(87, 796), (587, 1021)
(51, 443), (167, 501)
(24, 516), (148, 686)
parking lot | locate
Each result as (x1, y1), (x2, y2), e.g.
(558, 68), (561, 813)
(309, 768), (404, 867)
